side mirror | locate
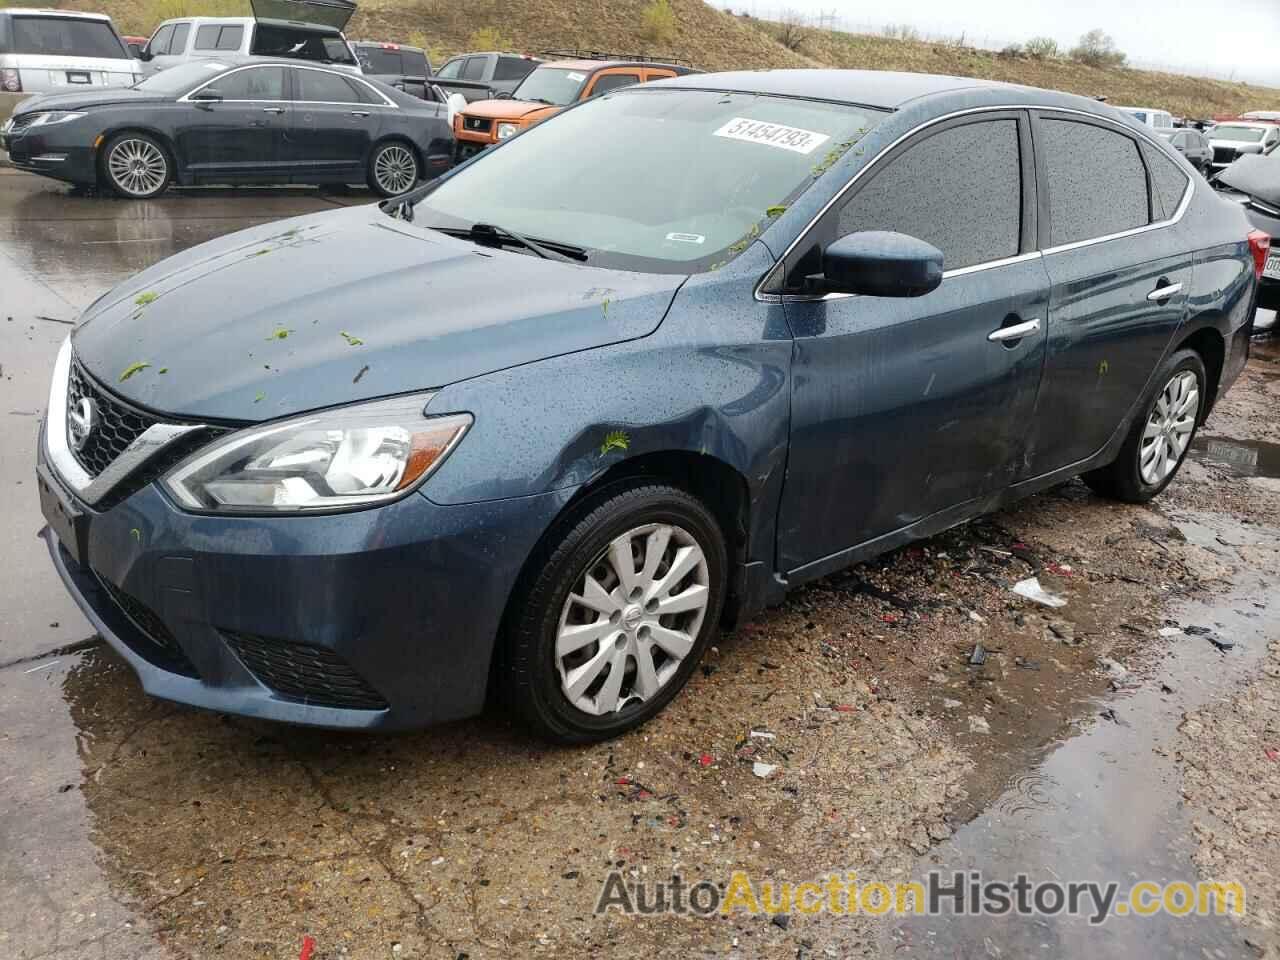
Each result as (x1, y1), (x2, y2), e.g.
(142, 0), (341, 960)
(816, 230), (944, 298)
(191, 88), (223, 102)
(137, 44), (153, 62)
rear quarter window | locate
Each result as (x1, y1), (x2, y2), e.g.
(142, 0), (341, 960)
(1142, 142), (1190, 221)
(1040, 118), (1149, 246)
(9, 15), (128, 58)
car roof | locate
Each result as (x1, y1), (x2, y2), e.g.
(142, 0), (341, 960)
(0, 7), (111, 19)
(543, 58), (686, 72)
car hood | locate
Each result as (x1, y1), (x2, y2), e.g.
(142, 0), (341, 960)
(71, 205), (685, 422)
(12, 88), (164, 115)
(461, 98), (558, 121)
(1216, 154), (1280, 208)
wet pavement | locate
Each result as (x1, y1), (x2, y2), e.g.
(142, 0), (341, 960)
(2, 169), (1280, 959)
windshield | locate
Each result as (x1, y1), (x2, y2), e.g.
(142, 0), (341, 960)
(1213, 125), (1267, 143)
(133, 59), (230, 94)
(511, 66), (588, 105)
(8, 15), (129, 58)
(413, 89), (886, 273)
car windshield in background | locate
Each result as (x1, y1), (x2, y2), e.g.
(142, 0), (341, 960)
(9, 15), (128, 58)
(133, 60), (230, 95)
(511, 67), (588, 105)
(415, 89), (885, 273)
(1213, 125), (1267, 142)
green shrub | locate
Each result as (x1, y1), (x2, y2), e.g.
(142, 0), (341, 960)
(1070, 29), (1127, 68)
(641, 0), (677, 46)
(1024, 36), (1059, 59)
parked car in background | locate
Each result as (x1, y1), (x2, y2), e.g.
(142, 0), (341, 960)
(1157, 127), (1211, 172)
(0, 58), (452, 197)
(0, 8), (138, 95)
(1208, 122), (1280, 172)
(1214, 154), (1280, 309)
(452, 53), (696, 161)
(1241, 111), (1280, 123)
(122, 35), (149, 59)
(35, 70), (1263, 741)
(431, 50), (539, 101)
(353, 40), (430, 98)
(139, 0), (360, 77)
(1115, 105), (1174, 129)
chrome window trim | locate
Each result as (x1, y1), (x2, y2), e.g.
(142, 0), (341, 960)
(45, 337), (207, 507)
(180, 63), (393, 108)
(754, 103), (1195, 303)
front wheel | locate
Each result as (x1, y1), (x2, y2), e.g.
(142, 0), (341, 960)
(102, 132), (171, 199)
(499, 484), (727, 744)
(367, 141), (420, 197)
(1083, 348), (1206, 502)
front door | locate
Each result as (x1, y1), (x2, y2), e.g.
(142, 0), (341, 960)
(775, 113), (1049, 574)
(176, 64), (289, 179)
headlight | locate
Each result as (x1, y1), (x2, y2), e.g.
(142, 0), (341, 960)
(28, 111), (86, 127)
(162, 395), (471, 514)
(496, 122), (519, 140)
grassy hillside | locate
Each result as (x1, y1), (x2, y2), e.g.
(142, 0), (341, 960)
(38, 0), (1280, 118)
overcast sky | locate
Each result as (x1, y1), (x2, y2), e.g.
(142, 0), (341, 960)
(712, 0), (1280, 87)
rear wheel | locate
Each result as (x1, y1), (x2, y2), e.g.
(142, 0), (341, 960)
(1083, 348), (1206, 502)
(499, 484), (727, 744)
(102, 132), (171, 199)
(367, 141), (419, 197)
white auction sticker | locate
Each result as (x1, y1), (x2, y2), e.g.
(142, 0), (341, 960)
(713, 117), (830, 155)
(566, 71), (586, 82)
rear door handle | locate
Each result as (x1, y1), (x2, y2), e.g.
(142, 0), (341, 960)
(988, 318), (1042, 343)
(349, 110), (370, 118)
(261, 106), (285, 114)
(1147, 282), (1184, 301)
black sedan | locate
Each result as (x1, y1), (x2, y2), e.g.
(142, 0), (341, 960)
(0, 58), (454, 198)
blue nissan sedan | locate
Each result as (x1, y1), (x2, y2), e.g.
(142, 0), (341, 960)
(38, 70), (1268, 742)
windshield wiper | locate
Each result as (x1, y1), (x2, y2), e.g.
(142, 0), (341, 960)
(435, 222), (587, 262)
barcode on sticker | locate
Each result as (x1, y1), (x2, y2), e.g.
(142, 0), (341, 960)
(713, 117), (830, 155)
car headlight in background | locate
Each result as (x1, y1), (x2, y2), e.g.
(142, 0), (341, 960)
(27, 111), (87, 127)
(162, 395), (472, 513)
(496, 122), (519, 140)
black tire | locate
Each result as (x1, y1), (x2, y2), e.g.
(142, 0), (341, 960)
(100, 131), (172, 199)
(366, 140), (420, 197)
(1083, 348), (1207, 503)
(499, 484), (727, 744)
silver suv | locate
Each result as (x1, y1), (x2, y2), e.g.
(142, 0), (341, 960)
(0, 8), (138, 96)
(140, 0), (359, 77)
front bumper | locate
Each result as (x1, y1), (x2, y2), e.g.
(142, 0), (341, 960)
(2, 126), (97, 184)
(37, 428), (572, 729)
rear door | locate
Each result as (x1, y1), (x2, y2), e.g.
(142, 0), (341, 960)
(283, 66), (384, 178)
(1024, 113), (1193, 476)
(6, 14), (136, 90)
(776, 112), (1048, 572)
(176, 64), (289, 179)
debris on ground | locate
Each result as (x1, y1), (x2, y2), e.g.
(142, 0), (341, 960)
(1012, 576), (1068, 608)
(752, 761), (779, 778)
(968, 716), (991, 734)
(968, 644), (987, 666)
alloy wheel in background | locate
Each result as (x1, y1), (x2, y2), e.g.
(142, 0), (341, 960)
(1140, 369), (1199, 486)
(555, 522), (710, 716)
(370, 143), (419, 196)
(105, 135), (170, 199)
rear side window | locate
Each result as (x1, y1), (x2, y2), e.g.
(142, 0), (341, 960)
(170, 22), (190, 54)
(435, 57), (462, 79)
(1142, 142), (1190, 221)
(1041, 118), (1149, 246)
(195, 24), (243, 51)
(838, 119), (1022, 271)
(494, 56), (532, 82)
(461, 56), (486, 80)
(295, 68), (362, 103)
(591, 73), (640, 95)
(10, 15), (128, 58)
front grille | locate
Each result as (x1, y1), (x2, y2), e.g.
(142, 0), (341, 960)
(68, 361), (160, 477)
(463, 116), (492, 133)
(95, 573), (199, 678)
(1214, 147), (1238, 165)
(221, 630), (388, 710)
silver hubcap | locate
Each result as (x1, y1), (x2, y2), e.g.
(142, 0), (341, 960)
(556, 523), (710, 716)
(374, 145), (416, 194)
(1141, 369), (1199, 485)
(107, 138), (167, 197)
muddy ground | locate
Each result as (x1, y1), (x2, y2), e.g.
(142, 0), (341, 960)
(1, 169), (1279, 959)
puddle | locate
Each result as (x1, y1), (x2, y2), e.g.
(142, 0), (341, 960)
(1188, 435), (1280, 479)
(881, 516), (1280, 958)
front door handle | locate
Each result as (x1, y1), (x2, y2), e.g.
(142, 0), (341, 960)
(261, 106), (285, 114)
(1147, 282), (1184, 302)
(349, 110), (370, 118)
(987, 318), (1042, 343)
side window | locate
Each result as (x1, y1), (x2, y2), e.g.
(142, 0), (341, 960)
(216, 25), (243, 51)
(149, 23), (174, 55)
(837, 119), (1022, 272)
(170, 22), (190, 54)
(460, 56), (486, 81)
(404, 50), (429, 76)
(590, 73), (640, 95)
(295, 68), (362, 103)
(194, 24), (219, 49)
(493, 56), (530, 82)
(194, 24), (242, 51)
(1040, 118), (1149, 246)
(1141, 142), (1190, 221)
(435, 57), (462, 79)
(214, 66), (285, 101)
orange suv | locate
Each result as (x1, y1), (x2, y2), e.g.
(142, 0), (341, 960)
(453, 50), (696, 161)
